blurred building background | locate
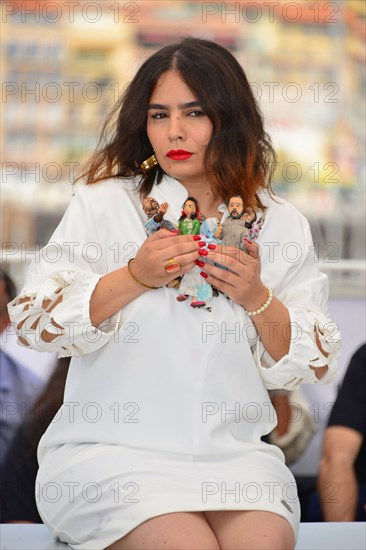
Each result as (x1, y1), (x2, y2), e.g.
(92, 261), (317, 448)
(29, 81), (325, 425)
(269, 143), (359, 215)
(0, 0), (365, 479)
(1, 1), (365, 288)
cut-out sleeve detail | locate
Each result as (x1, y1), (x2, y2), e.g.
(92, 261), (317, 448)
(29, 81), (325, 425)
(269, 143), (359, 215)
(314, 323), (330, 358)
(50, 317), (63, 330)
(253, 278), (341, 391)
(42, 298), (52, 310)
(8, 270), (121, 357)
(40, 327), (63, 343)
(46, 294), (63, 312)
(309, 363), (327, 370)
(18, 336), (31, 347)
(30, 315), (43, 331)
(16, 317), (28, 331)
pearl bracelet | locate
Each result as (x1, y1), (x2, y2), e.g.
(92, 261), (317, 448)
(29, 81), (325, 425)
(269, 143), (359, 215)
(245, 285), (273, 317)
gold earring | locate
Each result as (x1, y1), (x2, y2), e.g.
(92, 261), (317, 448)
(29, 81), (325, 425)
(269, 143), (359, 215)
(140, 153), (158, 172)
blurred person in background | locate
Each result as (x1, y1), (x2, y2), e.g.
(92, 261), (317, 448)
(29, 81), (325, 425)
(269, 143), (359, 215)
(0, 357), (70, 523)
(318, 343), (366, 521)
(0, 270), (43, 482)
(1, 269), (57, 383)
(267, 389), (315, 467)
(8, 38), (340, 549)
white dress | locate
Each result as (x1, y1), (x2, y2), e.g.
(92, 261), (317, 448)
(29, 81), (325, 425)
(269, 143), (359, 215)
(8, 175), (340, 549)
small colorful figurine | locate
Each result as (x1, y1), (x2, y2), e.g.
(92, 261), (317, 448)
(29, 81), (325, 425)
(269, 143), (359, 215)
(178, 197), (201, 235)
(142, 196), (180, 288)
(217, 195), (266, 257)
(216, 195), (250, 251)
(177, 217), (222, 310)
(247, 210), (265, 241)
(242, 207), (256, 229)
(142, 196), (177, 236)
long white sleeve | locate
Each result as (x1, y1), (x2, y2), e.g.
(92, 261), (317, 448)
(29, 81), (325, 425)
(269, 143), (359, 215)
(7, 185), (121, 357)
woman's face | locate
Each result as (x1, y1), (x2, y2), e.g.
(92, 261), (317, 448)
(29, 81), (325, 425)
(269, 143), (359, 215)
(146, 70), (213, 187)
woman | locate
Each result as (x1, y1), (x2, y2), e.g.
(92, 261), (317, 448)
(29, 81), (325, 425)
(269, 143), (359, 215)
(8, 37), (340, 549)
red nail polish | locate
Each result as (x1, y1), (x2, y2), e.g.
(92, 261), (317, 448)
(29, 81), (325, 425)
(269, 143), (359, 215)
(193, 235), (201, 241)
(170, 230), (180, 234)
(200, 271), (208, 278)
(199, 249), (208, 256)
(195, 260), (205, 267)
(244, 238), (252, 245)
(198, 241), (206, 247)
(207, 244), (216, 250)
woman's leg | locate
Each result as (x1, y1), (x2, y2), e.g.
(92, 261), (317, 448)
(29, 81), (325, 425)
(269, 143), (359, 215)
(106, 511), (220, 550)
(204, 510), (295, 550)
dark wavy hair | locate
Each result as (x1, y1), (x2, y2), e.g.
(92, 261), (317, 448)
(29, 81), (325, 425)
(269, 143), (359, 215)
(78, 37), (277, 210)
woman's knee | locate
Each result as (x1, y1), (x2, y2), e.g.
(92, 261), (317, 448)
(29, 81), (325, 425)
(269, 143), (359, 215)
(105, 511), (220, 550)
(205, 510), (295, 550)
(241, 526), (295, 550)
(107, 538), (219, 550)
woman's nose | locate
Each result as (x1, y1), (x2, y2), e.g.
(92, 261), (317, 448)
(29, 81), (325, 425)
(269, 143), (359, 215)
(168, 116), (185, 142)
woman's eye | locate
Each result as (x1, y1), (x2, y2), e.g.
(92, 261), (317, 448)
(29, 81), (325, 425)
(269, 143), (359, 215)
(188, 110), (204, 117)
(151, 112), (167, 119)
(150, 110), (205, 119)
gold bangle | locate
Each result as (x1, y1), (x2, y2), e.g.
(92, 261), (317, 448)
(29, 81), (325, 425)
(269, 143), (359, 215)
(127, 258), (162, 290)
(245, 285), (273, 317)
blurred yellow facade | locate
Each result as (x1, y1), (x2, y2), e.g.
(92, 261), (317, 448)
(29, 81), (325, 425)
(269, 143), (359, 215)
(1, 1), (365, 264)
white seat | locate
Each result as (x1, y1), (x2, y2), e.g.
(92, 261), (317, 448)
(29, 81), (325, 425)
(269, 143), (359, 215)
(1, 522), (365, 549)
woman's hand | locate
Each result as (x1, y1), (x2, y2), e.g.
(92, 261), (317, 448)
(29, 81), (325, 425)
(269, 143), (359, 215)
(200, 241), (268, 311)
(131, 229), (201, 288)
(91, 229), (201, 326)
(200, 240), (292, 361)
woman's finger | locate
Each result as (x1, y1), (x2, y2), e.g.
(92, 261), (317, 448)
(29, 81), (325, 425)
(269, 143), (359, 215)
(133, 245), (200, 285)
(159, 238), (202, 259)
(164, 250), (202, 272)
(243, 239), (260, 259)
(199, 269), (237, 298)
(199, 260), (240, 284)
(213, 244), (255, 265)
(150, 232), (202, 252)
(148, 228), (180, 240)
(207, 249), (257, 270)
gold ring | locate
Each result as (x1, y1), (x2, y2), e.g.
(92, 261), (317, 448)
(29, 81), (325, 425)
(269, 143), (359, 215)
(164, 259), (181, 273)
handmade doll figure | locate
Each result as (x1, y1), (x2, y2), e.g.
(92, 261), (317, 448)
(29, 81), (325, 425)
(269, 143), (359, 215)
(243, 207), (257, 228)
(177, 217), (222, 309)
(245, 207), (265, 241)
(178, 197), (201, 235)
(143, 196), (177, 236)
(143, 197), (180, 288)
(217, 195), (251, 251)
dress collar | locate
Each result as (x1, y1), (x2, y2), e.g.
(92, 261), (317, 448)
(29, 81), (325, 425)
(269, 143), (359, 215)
(152, 174), (188, 202)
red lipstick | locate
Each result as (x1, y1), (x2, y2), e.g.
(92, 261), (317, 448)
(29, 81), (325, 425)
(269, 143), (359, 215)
(166, 149), (193, 160)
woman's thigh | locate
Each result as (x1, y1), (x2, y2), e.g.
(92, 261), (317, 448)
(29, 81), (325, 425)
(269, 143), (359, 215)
(106, 511), (220, 550)
(204, 510), (295, 550)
